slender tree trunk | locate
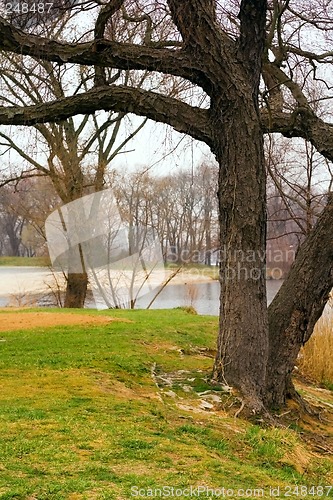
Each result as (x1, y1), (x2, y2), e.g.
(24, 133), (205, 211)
(212, 95), (269, 412)
(205, 202), (211, 266)
(6, 218), (21, 256)
(61, 197), (89, 308)
(266, 193), (333, 408)
(64, 272), (88, 308)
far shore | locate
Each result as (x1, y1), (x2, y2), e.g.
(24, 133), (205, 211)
(0, 267), (217, 299)
(0, 265), (288, 306)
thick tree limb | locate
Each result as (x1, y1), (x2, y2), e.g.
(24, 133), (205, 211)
(0, 85), (213, 148)
(166, 0), (234, 84)
(238, 0), (267, 84)
(94, 0), (125, 85)
(261, 109), (333, 163)
(95, 0), (125, 39)
(264, 63), (311, 109)
(167, 0), (216, 45)
(266, 193), (333, 407)
(0, 17), (203, 87)
(261, 60), (333, 162)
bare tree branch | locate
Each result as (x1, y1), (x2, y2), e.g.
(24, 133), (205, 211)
(0, 131), (49, 174)
(237, 0), (267, 82)
(0, 85), (213, 147)
(0, 171), (47, 188)
(0, 16), (203, 87)
(261, 109), (333, 163)
(95, 0), (125, 39)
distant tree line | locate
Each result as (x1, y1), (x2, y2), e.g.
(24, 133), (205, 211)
(0, 149), (327, 278)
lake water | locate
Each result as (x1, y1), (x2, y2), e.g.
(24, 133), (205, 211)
(0, 267), (283, 315)
(0, 267), (52, 307)
(133, 279), (284, 315)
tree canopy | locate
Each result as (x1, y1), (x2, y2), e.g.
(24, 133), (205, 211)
(0, 1), (332, 159)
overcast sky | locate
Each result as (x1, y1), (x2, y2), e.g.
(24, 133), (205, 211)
(110, 118), (213, 176)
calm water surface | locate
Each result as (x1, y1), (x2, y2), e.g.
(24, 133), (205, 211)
(135, 280), (283, 315)
(0, 267), (283, 315)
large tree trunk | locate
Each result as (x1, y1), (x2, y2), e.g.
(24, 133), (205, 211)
(266, 193), (333, 408)
(212, 96), (269, 412)
(64, 272), (88, 308)
(211, 0), (269, 412)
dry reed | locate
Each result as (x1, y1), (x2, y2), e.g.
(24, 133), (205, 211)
(298, 312), (333, 387)
(185, 281), (199, 308)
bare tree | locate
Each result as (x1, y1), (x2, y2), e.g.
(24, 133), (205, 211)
(0, 186), (25, 256)
(0, 176), (57, 256)
(113, 164), (219, 266)
(0, 39), (149, 306)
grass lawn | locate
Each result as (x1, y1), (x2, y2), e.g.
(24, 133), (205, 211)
(0, 257), (50, 267)
(166, 263), (219, 280)
(0, 308), (332, 499)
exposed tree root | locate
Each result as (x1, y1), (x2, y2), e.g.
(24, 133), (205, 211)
(287, 386), (318, 417)
(228, 380), (322, 426)
(230, 395), (280, 426)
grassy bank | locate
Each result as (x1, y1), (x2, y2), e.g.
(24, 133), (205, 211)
(166, 263), (287, 281)
(0, 259), (286, 281)
(0, 308), (332, 499)
(0, 256), (50, 267)
(166, 263), (219, 280)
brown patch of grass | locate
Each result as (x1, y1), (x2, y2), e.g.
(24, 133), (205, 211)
(91, 371), (159, 400)
(279, 443), (314, 474)
(0, 310), (130, 332)
(298, 316), (333, 387)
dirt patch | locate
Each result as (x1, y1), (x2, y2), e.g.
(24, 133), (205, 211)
(0, 310), (128, 332)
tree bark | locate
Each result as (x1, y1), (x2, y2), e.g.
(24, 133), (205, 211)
(60, 190), (89, 309)
(266, 193), (333, 408)
(210, 0), (268, 412)
(64, 272), (88, 308)
(212, 95), (268, 411)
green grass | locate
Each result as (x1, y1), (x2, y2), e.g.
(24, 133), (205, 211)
(0, 256), (50, 267)
(166, 263), (285, 281)
(0, 308), (332, 499)
(166, 262), (219, 280)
